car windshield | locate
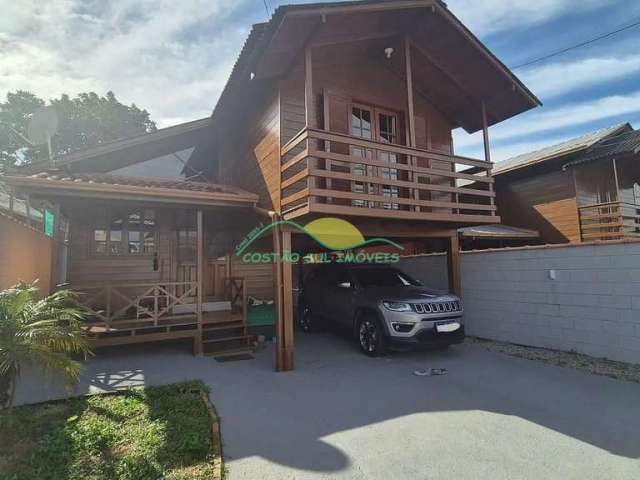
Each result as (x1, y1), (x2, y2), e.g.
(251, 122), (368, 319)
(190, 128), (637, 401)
(352, 268), (421, 288)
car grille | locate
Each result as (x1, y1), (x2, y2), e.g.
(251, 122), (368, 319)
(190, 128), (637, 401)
(413, 301), (460, 314)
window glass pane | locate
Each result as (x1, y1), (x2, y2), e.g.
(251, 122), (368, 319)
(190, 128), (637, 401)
(110, 230), (122, 254)
(128, 211), (141, 227)
(143, 232), (155, 253)
(128, 241), (140, 254)
(143, 209), (155, 227)
(94, 230), (107, 242)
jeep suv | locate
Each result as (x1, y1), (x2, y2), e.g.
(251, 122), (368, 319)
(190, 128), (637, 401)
(299, 264), (464, 356)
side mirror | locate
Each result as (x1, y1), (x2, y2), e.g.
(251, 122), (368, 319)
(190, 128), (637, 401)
(337, 281), (352, 289)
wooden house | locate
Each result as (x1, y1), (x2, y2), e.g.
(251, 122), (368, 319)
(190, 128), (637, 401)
(1, 0), (540, 371)
(494, 123), (640, 244)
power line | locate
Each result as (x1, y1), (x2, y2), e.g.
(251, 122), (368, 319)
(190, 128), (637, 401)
(511, 17), (640, 70)
(262, 0), (271, 17)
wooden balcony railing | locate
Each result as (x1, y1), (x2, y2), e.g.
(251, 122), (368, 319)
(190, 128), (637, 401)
(578, 201), (640, 241)
(74, 281), (199, 332)
(280, 128), (498, 223)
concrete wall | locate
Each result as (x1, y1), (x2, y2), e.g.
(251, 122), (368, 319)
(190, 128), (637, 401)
(0, 214), (53, 294)
(398, 253), (448, 292)
(400, 242), (640, 364)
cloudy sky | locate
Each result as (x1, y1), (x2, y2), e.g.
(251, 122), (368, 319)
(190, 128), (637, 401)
(1, 0), (640, 161)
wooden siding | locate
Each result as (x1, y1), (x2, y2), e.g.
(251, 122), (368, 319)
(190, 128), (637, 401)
(67, 207), (173, 285)
(218, 87), (281, 210)
(230, 258), (274, 301)
(496, 170), (581, 243)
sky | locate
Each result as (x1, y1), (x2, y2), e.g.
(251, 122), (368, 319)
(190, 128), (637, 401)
(1, 0), (640, 162)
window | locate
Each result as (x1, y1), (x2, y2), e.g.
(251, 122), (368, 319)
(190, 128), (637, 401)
(93, 208), (156, 255)
(351, 106), (372, 139)
(378, 112), (400, 209)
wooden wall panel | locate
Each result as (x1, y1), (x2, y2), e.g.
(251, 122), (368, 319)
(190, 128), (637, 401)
(67, 207), (173, 285)
(496, 170), (581, 243)
(230, 258), (275, 300)
(218, 87), (281, 210)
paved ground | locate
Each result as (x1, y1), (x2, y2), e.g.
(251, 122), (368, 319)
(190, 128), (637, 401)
(13, 333), (640, 479)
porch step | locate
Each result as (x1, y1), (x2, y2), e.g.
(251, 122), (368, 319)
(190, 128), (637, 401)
(202, 335), (252, 344)
(202, 336), (255, 357)
(202, 320), (246, 331)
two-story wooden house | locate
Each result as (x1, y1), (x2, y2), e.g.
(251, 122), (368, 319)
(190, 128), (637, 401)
(494, 123), (640, 244)
(1, 0), (540, 370)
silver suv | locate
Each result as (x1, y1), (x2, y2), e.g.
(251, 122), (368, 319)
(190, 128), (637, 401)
(299, 264), (464, 356)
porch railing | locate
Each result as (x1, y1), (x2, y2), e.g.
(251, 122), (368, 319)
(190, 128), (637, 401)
(578, 201), (640, 241)
(280, 127), (498, 223)
(73, 281), (198, 331)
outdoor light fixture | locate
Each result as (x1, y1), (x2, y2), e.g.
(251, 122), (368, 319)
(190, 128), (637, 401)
(384, 47), (394, 59)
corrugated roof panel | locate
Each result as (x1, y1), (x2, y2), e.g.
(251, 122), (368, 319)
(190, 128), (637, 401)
(493, 123), (630, 175)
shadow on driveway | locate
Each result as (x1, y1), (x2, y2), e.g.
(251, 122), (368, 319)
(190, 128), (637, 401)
(13, 333), (640, 479)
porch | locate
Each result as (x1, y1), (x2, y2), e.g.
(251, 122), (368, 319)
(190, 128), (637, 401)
(1, 172), (267, 357)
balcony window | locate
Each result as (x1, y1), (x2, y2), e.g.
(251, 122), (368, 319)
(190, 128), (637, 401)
(93, 208), (156, 255)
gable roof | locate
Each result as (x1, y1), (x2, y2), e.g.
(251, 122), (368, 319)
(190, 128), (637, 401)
(212, 0), (540, 134)
(30, 117), (212, 174)
(493, 123), (632, 175)
(563, 128), (640, 168)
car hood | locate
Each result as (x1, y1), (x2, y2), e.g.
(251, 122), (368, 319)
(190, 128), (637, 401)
(360, 286), (459, 303)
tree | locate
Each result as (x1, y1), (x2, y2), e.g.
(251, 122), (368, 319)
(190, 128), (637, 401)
(0, 90), (157, 169)
(0, 282), (92, 408)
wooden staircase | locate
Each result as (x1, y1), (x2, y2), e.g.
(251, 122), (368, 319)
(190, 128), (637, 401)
(199, 277), (255, 357)
(201, 319), (255, 357)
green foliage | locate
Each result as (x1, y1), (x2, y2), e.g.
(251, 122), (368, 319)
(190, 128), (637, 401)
(0, 90), (157, 169)
(0, 381), (219, 480)
(0, 282), (91, 408)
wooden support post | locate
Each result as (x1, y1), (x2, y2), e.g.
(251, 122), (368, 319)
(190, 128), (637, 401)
(481, 102), (495, 216)
(281, 230), (294, 371)
(305, 46), (318, 205)
(447, 235), (461, 296)
(273, 220), (285, 370)
(194, 209), (204, 356)
(404, 36), (419, 211)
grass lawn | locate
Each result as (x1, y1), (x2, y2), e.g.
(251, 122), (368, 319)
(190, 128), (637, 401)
(0, 381), (222, 480)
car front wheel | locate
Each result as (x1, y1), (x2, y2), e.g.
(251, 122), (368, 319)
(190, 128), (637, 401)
(357, 316), (386, 356)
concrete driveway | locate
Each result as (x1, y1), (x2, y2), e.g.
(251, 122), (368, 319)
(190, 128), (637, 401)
(13, 333), (640, 479)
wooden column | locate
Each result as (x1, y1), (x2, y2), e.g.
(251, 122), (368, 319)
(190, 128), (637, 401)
(281, 230), (295, 370)
(274, 222), (294, 371)
(305, 46), (318, 205)
(481, 102), (496, 216)
(404, 36), (419, 210)
(447, 234), (461, 296)
(194, 209), (204, 356)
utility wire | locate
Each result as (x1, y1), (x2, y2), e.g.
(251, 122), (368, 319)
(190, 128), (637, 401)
(262, 0), (271, 17)
(511, 17), (640, 69)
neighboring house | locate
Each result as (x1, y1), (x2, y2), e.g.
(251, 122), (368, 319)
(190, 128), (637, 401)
(0, 0), (539, 370)
(494, 123), (640, 244)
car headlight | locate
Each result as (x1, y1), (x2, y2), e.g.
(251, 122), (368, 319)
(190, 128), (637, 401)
(382, 301), (412, 312)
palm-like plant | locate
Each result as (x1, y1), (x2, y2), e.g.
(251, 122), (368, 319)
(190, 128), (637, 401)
(0, 282), (92, 408)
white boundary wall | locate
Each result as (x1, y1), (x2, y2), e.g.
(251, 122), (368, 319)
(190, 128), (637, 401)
(399, 241), (640, 364)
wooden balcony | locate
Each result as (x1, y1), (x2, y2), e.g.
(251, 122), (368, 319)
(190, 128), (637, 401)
(280, 128), (499, 224)
(578, 201), (640, 241)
